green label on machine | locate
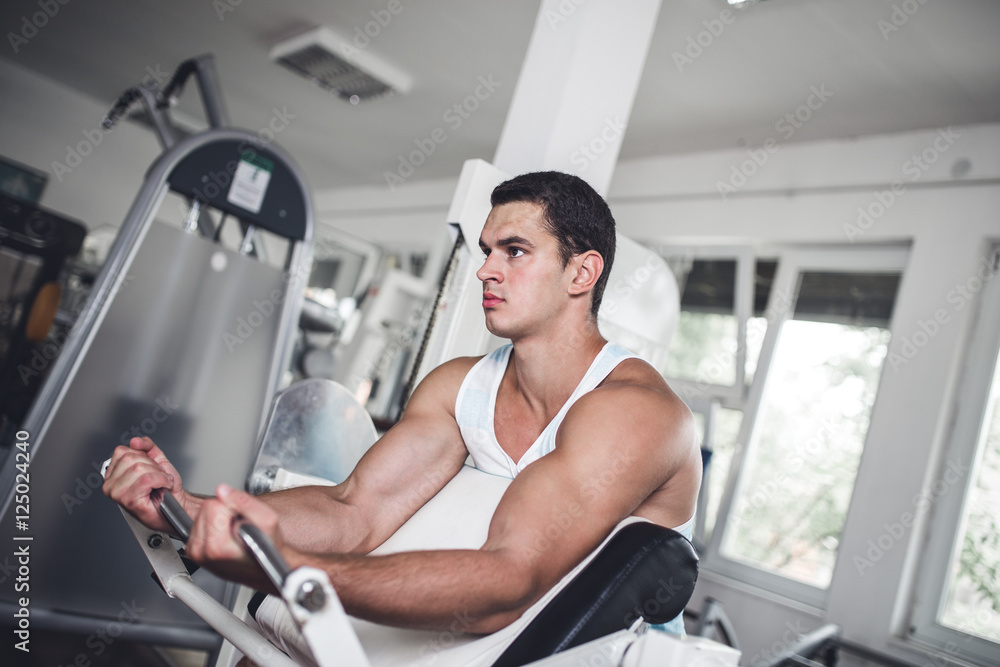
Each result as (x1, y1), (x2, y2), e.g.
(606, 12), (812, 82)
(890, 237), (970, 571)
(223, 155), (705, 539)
(227, 152), (274, 214)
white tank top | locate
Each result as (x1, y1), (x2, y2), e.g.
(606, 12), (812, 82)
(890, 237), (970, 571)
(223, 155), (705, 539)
(454, 342), (639, 479)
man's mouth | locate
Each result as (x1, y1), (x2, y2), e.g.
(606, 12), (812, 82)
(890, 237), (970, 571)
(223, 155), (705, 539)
(483, 293), (503, 308)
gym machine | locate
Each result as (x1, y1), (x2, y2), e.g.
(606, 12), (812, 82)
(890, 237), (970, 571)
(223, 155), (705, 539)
(0, 54), (313, 650)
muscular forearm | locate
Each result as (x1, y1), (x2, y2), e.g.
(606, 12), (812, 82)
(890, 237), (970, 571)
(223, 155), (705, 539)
(181, 486), (369, 555)
(287, 548), (536, 634)
(258, 486), (374, 555)
(186, 485), (373, 555)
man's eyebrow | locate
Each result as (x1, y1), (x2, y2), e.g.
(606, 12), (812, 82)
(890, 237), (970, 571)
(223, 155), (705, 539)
(480, 235), (535, 250)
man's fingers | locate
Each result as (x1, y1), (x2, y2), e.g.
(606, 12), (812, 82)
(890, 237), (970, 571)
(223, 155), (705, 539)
(131, 436), (167, 466)
(130, 436), (152, 450)
(103, 456), (172, 516)
(131, 437), (182, 488)
(189, 499), (239, 559)
(101, 440), (180, 535)
(114, 438), (177, 488)
(216, 484), (277, 531)
(103, 444), (136, 481)
(106, 455), (170, 494)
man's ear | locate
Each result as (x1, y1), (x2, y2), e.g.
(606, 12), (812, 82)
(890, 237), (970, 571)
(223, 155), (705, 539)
(568, 251), (604, 296)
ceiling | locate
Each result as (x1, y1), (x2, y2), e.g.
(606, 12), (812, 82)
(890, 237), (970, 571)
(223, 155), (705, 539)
(2, 0), (998, 193)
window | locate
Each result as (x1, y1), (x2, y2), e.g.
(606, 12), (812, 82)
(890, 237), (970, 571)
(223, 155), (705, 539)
(910, 246), (1000, 665)
(655, 247), (757, 402)
(684, 246), (907, 606)
(687, 401), (744, 548)
(942, 348), (1000, 641)
(720, 306), (893, 588)
(653, 247), (769, 550)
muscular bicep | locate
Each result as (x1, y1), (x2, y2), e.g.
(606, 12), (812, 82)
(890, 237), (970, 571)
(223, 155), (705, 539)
(479, 385), (692, 608)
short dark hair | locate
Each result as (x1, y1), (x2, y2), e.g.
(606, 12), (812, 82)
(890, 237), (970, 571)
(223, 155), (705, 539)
(490, 171), (615, 316)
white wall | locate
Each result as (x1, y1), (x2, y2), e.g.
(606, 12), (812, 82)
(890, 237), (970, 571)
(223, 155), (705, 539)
(313, 176), (455, 251)
(0, 58), (161, 230)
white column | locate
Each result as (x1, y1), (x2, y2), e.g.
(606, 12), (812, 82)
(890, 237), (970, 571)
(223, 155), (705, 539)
(493, 0), (663, 196)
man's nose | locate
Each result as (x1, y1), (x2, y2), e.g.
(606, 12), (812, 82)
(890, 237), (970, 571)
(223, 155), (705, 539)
(476, 253), (501, 283)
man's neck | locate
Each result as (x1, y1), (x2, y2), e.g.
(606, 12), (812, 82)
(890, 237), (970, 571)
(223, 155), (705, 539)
(505, 320), (608, 420)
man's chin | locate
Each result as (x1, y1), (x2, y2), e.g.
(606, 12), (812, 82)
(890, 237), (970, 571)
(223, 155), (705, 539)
(483, 315), (512, 339)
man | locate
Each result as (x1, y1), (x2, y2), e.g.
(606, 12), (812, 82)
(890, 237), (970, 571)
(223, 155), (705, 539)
(103, 171), (700, 642)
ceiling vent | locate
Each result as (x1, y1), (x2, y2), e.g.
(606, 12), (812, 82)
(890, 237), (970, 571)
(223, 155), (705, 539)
(270, 26), (412, 103)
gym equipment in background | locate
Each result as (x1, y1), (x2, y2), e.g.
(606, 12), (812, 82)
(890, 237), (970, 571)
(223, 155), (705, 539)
(0, 54), (314, 652)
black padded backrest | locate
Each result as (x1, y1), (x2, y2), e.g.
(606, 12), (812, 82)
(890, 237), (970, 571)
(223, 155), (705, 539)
(491, 522), (698, 667)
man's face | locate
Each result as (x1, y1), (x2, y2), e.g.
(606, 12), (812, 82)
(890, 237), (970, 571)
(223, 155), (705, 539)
(477, 201), (575, 339)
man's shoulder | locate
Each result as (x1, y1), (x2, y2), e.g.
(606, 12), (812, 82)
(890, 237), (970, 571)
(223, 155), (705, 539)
(417, 355), (484, 386)
(405, 355), (484, 417)
(603, 355), (671, 395)
(574, 355), (691, 433)
(433, 355), (484, 385)
(555, 354), (696, 501)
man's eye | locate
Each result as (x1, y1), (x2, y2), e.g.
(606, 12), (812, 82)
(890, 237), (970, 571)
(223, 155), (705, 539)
(508, 248), (525, 258)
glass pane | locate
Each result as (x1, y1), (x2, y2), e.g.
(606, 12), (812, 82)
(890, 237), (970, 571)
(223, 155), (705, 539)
(661, 259), (738, 385)
(703, 407), (743, 541)
(941, 345), (1000, 642)
(662, 311), (738, 385)
(721, 271), (894, 587)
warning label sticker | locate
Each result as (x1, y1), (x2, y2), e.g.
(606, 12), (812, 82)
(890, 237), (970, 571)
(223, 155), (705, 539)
(227, 153), (273, 214)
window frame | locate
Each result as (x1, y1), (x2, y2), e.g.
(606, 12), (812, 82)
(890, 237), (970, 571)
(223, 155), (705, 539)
(685, 397), (720, 550)
(653, 244), (755, 404)
(906, 244), (1000, 665)
(700, 246), (910, 608)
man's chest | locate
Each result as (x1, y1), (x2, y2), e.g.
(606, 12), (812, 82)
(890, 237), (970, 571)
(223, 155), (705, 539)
(492, 393), (551, 465)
